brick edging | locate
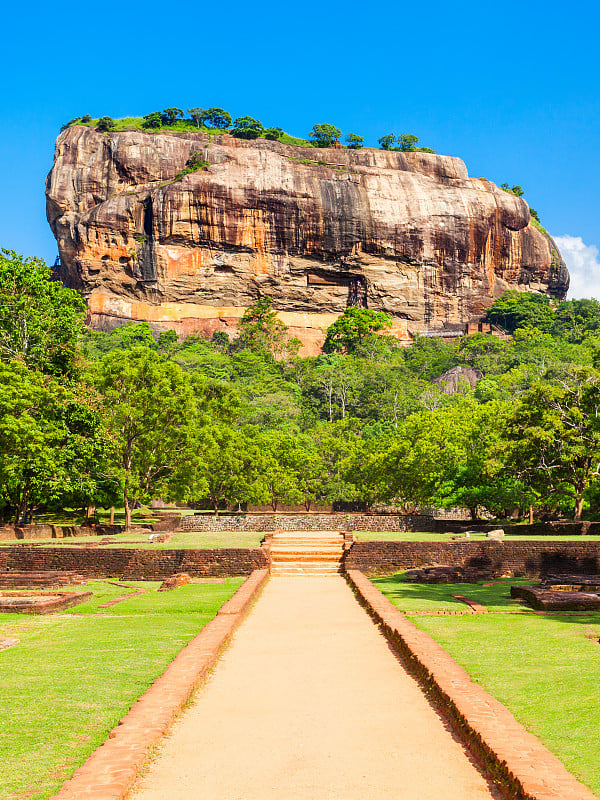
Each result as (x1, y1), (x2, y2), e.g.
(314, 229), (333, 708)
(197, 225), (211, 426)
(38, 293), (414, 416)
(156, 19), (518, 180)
(49, 568), (269, 800)
(345, 569), (596, 800)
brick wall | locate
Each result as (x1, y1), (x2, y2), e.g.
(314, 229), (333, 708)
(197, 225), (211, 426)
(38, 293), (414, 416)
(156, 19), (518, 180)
(0, 546), (269, 579)
(181, 514), (436, 532)
(344, 540), (600, 576)
(0, 524), (126, 541)
(433, 520), (600, 535)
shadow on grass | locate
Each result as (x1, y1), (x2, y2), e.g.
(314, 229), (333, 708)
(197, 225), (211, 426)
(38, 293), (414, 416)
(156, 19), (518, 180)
(371, 573), (535, 612)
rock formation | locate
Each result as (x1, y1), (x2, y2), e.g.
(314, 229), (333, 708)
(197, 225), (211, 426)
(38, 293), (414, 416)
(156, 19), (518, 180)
(46, 126), (568, 354)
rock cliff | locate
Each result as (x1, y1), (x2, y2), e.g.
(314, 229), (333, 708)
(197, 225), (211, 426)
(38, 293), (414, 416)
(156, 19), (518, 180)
(46, 126), (568, 353)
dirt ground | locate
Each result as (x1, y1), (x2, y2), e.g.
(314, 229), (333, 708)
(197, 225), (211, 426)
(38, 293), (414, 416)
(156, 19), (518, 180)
(130, 577), (498, 799)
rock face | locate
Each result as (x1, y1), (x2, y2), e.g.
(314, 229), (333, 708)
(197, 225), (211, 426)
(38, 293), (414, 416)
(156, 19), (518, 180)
(435, 366), (484, 394)
(46, 126), (569, 353)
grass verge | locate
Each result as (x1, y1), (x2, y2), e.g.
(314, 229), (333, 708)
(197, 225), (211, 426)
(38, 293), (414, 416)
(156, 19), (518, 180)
(374, 572), (600, 796)
(0, 578), (244, 800)
(2, 530), (265, 549)
(354, 530), (600, 542)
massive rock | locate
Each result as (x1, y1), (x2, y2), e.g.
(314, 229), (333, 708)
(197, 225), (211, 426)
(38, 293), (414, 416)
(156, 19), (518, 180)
(46, 126), (568, 354)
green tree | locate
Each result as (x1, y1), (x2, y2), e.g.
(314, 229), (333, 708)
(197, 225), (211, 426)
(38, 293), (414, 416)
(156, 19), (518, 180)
(203, 108), (232, 129)
(81, 322), (158, 359)
(232, 116), (264, 139)
(60, 118), (81, 132)
(0, 249), (86, 376)
(264, 127), (284, 140)
(380, 399), (513, 519)
(188, 107), (205, 128)
(322, 307), (392, 354)
(486, 291), (555, 334)
(182, 423), (261, 512)
(142, 112), (163, 129)
(81, 114), (92, 123)
(378, 135), (396, 150)
(309, 123), (341, 148)
(93, 348), (197, 528)
(397, 133), (419, 151)
(0, 362), (105, 524)
(237, 297), (294, 356)
(346, 133), (364, 149)
(161, 108), (184, 124)
(96, 117), (113, 133)
(553, 299), (600, 343)
(500, 183), (525, 197)
(501, 372), (600, 520)
(253, 429), (305, 510)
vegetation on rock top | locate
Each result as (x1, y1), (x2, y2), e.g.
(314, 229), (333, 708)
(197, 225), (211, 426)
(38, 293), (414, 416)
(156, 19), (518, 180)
(59, 106), (433, 153)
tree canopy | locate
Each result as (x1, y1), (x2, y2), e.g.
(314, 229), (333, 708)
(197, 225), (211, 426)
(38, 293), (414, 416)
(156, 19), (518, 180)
(3, 245), (600, 523)
(309, 123), (342, 147)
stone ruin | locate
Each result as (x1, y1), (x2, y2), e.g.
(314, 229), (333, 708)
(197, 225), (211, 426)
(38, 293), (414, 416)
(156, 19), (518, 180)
(0, 590), (92, 614)
(511, 575), (600, 611)
(403, 565), (496, 584)
(0, 570), (90, 614)
(0, 570), (86, 589)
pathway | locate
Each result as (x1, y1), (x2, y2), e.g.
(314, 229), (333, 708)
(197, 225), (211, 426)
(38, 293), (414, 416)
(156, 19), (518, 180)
(131, 577), (498, 799)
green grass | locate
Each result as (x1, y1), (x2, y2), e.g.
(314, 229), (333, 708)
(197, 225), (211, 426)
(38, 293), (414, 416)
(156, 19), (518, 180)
(0, 577), (244, 800)
(372, 574), (534, 613)
(375, 573), (600, 796)
(70, 119), (313, 146)
(354, 529), (600, 542)
(2, 530), (265, 549)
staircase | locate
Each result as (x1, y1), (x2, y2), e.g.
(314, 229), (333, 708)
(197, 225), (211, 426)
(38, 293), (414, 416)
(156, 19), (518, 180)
(269, 531), (345, 576)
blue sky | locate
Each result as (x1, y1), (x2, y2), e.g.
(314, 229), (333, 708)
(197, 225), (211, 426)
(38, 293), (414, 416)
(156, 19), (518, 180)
(2, 0), (599, 296)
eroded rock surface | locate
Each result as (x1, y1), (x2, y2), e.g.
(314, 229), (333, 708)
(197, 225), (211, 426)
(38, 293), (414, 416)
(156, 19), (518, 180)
(46, 127), (568, 353)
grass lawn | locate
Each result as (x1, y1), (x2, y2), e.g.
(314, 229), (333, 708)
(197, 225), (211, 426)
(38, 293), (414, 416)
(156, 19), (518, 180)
(354, 529), (600, 542)
(0, 578), (244, 800)
(374, 573), (600, 796)
(3, 530), (265, 550)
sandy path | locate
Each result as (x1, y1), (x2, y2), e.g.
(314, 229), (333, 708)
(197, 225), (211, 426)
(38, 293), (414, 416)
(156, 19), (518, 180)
(131, 577), (497, 800)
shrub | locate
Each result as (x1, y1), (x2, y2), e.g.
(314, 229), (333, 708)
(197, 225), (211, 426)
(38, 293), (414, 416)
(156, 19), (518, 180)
(346, 133), (364, 149)
(96, 117), (114, 133)
(173, 150), (209, 180)
(378, 134), (395, 150)
(60, 118), (80, 132)
(142, 112), (163, 129)
(202, 108), (232, 129)
(309, 123), (341, 148)
(232, 116), (264, 139)
(161, 108), (184, 125)
(397, 133), (419, 151)
(265, 127), (284, 141)
(188, 107), (205, 128)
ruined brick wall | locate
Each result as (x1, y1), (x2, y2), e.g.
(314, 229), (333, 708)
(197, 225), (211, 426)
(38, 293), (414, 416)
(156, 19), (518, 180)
(433, 520), (600, 535)
(181, 514), (436, 532)
(0, 546), (269, 579)
(344, 540), (600, 576)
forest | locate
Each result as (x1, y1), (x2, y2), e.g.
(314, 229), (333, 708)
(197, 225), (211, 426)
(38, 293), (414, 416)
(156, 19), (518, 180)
(2, 248), (600, 526)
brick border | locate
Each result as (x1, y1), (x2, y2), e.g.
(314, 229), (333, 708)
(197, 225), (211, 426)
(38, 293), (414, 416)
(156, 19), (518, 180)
(346, 569), (596, 800)
(48, 568), (269, 800)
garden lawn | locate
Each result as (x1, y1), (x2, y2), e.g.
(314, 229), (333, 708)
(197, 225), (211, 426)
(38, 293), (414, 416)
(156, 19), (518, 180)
(0, 578), (244, 800)
(2, 530), (265, 549)
(374, 573), (600, 797)
(355, 530), (600, 542)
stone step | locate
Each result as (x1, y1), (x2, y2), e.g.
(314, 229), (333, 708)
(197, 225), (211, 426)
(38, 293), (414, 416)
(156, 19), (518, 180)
(271, 565), (343, 575)
(271, 544), (344, 553)
(271, 553), (342, 563)
(272, 537), (344, 544)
